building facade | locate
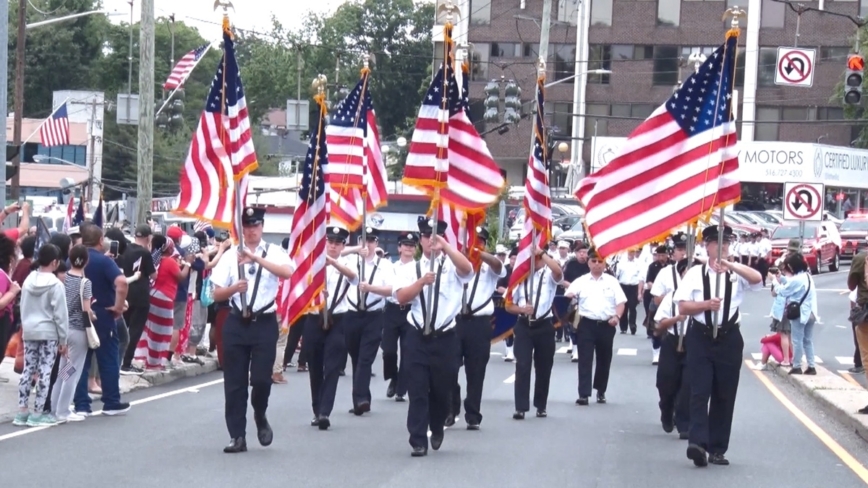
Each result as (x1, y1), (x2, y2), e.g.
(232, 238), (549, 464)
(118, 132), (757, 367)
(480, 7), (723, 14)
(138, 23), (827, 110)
(453, 0), (868, 210)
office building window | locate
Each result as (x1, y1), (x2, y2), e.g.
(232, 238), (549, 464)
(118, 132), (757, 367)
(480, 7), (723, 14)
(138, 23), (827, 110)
(652, 46), (680, 85)
(490, 43), (521, 58)
(552, 102), (573, 136)
(657, 0), (681, 26)
(734, 51), (745, 87)
(588, 45), (612, 84)
(781, 107), (809, 121)
(612, 45), (633, 60)
(585, 104), (609, 137)
(470, 0), (491, 24)
(553, 44), (577, 81)
(632, 104), (654, 118)
(817, 107), (844, 120)
(634, 45), (654, 59)
(755, 106), (779, 141)
(820, 46), (850, 61)
(434, 41), (445, 71)
(681, 46), (715, 58)
(523, 43), (540, 58)
(757, 47), (777, 87)
(726, 0), (747, 11)
(862, 0), (868, 19)
(760, 0), (784, 27)
(611, 104), (631, 117)
(558, 0), (580, 23)
(591, 0), (613, 26)
(36, 145), (86, 166)
(471, 43), (490, 81)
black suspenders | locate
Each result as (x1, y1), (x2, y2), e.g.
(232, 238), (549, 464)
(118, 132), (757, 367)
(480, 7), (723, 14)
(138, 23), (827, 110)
(462, 267), (491, 316)
(522, 270), (548, 320)
(415, 258), (445, 329)
(351, 257), (382, 311)
(700, 265), (734, 328)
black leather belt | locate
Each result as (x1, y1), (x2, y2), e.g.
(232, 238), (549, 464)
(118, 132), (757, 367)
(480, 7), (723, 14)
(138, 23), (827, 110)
(689, 318), (739, 338)
(580, 318), (610, 326)
(229, 309), (276, 323)
(386, 302), (410, 311)
(517, 316), (553, 328)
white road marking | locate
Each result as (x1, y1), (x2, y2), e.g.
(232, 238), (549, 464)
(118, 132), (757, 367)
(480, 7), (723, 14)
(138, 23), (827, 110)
(556, 346), (570, 354)
(617, 348), (637, 356)
(504, 374), (516, 384)
(816, 288), (850, 292)
(839, 370), (854, 375)
(837, 325), (848, 329)
(837, 357), (855, 366)
(490, 352), (503, 356)
(751, 353), (763, 360)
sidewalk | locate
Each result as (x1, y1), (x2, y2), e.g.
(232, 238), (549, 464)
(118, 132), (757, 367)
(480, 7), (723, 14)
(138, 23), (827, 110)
(0, 357), (218, 424)
(768, 362), (868, 440)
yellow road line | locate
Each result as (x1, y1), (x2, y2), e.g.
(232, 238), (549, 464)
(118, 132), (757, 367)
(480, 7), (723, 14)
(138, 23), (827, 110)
(746, 360), (868, 485)
(840, 371), (865, 389)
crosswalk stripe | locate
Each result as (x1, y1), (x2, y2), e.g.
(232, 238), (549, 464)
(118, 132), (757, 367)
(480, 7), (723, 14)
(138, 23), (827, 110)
(751, 353), (762, 360)
(617, 348), (637, 356)
(504, 374), (516, 384)
(836, 356), (855, 366)
(556, 346), (570, 354)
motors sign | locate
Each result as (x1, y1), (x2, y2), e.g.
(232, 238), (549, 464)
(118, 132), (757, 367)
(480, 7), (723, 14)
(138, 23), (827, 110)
(590, 137), (868, 189)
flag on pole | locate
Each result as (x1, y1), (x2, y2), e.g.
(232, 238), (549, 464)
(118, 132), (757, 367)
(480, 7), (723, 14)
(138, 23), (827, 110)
(574, 33), (740, 258)
(92, 193), (104, 228)
(506, 74), (552, 304)
(326, 70), (387, 230)
(194, 219), (212, 233)
(277, 95), (330, 328)
(72, 197), (85, 227)
(62, 197), (75, 233)
(35, 216), (51, 250)
(39, 103), (70, 147)
(59, 361), (76, 381)
(163, 44), (211, 90)
(174, 24), (257, 239)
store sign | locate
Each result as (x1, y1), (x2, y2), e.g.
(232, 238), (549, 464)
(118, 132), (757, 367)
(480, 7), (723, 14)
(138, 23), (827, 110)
(590, 137), (868, 189)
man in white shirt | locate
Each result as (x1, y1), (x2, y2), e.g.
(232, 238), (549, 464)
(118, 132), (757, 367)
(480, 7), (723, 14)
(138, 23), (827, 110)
(343, 227), (392, 416)
(653, 258), (691, 440)
(210, 207), (293, 453)
(650, 233), (689, 365)
(304, 226), (359, 431)
(393, 217), (473, 457)
(615, 249), (644, 334)
(565, 247), (626, 405)
(555, 240), (572, 266)
(506, 244), (564, 420)
(448, 226), (506, 430)
(674, 224), (762, 467)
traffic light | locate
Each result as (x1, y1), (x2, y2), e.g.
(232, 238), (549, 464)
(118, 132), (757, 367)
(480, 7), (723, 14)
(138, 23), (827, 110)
(844, 54), (864, 106)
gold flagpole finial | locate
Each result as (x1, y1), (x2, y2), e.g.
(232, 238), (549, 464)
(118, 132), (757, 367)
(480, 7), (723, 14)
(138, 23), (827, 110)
(537, 57), (546, 78)
(213, 0), (234, 13)
(312, 74), (328, 95)
(722, 6), (746, 29)
(444, 0), (455, 23)
(363, 53), (370, 70)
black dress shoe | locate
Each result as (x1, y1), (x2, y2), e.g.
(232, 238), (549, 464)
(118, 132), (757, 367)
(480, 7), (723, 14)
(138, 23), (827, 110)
(386, 379), (396, 398)
(371, 372), (376, 377)
(339, 370), (346, 376)
(430, 432), (444, 450)
(576, 397), (589, 406)
(660, 409), (674, 433)
(444, 415), (456, 427)
(679, 432), (689, 440)
(789, 367), (804, 375)
(395, 395), (406, 402)
(804, 367), (817, 375)
(536, 410), (547, 418)
(254, 415), (273, 447)
(467, 423), (480, 431)
(411, 446), (428, 457)
(310, 417), (320, 427)
(708, 453), (730, 466)
(223, 437), (247, 453)
(596, 394), (607, 404)
(686, 444), (708, 467)
(318, 416), (330, 430)
(513, 411), (525, 420)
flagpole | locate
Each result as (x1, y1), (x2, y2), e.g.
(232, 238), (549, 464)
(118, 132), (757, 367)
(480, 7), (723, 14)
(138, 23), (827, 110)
(21, 96), (70, 145)
(312, 74), (330, 329)
(527, 57), (548, 310)
(359, 56), (372, 312)
(155, 43), (214, 119)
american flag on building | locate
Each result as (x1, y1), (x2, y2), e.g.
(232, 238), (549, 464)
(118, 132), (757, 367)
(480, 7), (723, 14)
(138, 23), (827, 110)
(163, 44), (211, 91)
(326, 71), (387, 230)
(506, 75), (552, 303)
(39, 103), (70, 147)
(277, 98), (330, 328)
(174, 29), (257, 240)
(574, 34), (740, 257)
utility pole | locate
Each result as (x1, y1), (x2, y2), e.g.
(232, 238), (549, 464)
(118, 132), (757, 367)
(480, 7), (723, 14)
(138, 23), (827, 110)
(11, 0), (26, 201)
(127, 0), (133, 127)
(538, 0), (552, 105)
(0, 0), (8, 211)
(86, 98), (98, 202)
(135, 0), (155, 225)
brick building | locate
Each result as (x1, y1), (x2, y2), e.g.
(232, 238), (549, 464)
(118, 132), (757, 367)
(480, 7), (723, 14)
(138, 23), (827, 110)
(443, 0), (867, 206)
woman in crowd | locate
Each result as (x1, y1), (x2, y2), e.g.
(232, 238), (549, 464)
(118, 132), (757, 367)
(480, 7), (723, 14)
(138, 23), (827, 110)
(134, 234), (188, 370)
(0, 234), (20, 384)
(12, 244), (68, 427)
(49, 245), (93, 423)
(773, 253), (817, 375)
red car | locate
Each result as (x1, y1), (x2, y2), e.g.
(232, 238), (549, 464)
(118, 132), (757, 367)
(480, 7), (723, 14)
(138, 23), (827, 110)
(839, 214), (868, 259)
(770, 222), (841, 274)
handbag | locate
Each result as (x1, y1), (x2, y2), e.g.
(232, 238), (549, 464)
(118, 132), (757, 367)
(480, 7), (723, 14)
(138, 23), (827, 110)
(80, 276), (100, 349)
(785, 277), (811, 321)
(200, 276), (214, 307)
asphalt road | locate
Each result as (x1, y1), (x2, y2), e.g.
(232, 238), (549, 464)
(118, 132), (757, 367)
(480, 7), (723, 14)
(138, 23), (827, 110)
(2, 304), (868, 487)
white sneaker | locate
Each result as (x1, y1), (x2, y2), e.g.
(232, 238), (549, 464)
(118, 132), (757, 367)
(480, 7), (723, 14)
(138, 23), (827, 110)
(65, 412), (86, 422)
(504, 346), (515, 362)
(652, 349), (660, 365)
(752, 362), (768, 371)
(571, 352), (579, 363)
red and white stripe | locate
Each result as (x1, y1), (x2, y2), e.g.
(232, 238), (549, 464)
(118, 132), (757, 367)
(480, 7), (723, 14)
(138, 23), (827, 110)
(163, 44), (210, 91)
(39, 104), (70, 147)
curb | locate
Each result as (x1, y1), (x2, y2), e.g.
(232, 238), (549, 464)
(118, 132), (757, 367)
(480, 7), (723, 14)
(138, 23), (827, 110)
(767, 362), (868, 441)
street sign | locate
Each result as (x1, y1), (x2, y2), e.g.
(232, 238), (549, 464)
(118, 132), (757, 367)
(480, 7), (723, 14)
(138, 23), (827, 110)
(783, 182), (824, 221)
(775, 47), (816, 88)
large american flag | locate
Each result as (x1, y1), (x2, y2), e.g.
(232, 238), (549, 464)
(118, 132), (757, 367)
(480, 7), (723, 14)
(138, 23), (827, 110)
(506, 76), (552, 303)
(326, 72), (387, 230)
(278, 100), (330, 328)
(163, 44), (211, 91)
(575, 35), (740, 257)
(175, 31), (257, 239)
(403, 28), (504, 212)
(39, 103), (70, 147)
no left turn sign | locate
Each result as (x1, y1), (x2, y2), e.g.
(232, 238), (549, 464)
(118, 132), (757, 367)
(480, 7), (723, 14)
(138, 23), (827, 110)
(783, 182), (824, 221)
(775, 47), (816, 88)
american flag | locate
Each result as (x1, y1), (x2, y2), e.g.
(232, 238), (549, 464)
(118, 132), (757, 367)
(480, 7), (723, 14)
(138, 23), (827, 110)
(163, 44), (211, 91)
(277, 99), (330, 328)
(404, 30), (504, 212)
(39, 103), (70, 147)
(62, 197), (75, 234)
(439, 203), (486, 269)
(59, 361), (76, 381)
(175, 30), (257, 240)
(506, 75), (552, 303)
(326, 72), (387, 230)
(194, 220), (212, 232)
(35, 216), (51, 250)
(72, 197), (85, 227)
(92, 194), (104, 228)
(575, 35), (740, 257)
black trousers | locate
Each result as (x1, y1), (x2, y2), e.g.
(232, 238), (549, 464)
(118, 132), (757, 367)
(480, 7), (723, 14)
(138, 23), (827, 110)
(382, 303), (410, 396)
(513, 318), (555, 412)
(656, 333), (691, 434)
(405, 327), (460, 450)
(854, 323), (864, 369)
(576, 318), (616, 398)
(757, 259), (769, 287)
(345, 309), (384, 407)
(283, 320), (306, 366)
(123, 303), (150, 368)
(619, 284), (639, 333)
(686, 322), (743, 455)
(304, 312), (347, 418)
(451, 314), (492, 425)
(222, 312), (279, 439)
(643, 290), (654, 337)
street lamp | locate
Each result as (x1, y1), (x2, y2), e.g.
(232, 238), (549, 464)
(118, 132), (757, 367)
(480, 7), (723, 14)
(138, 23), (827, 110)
(25, 9), (123, 29)
(380, 137), (408, 154)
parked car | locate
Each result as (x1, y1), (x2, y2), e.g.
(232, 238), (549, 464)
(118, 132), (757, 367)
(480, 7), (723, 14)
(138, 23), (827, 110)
(557, 219), (587, 245)
(769, 221), (841, 274)
(765, 210), (842, 227)
(838, 214), (868, 259)
(508, 204), (583, 241)
(747, 211), (783, 225)
(732, 211), (777, 232)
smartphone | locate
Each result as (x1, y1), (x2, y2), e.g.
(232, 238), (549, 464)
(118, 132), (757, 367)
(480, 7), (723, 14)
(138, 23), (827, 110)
(109, 240), (119, 256)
